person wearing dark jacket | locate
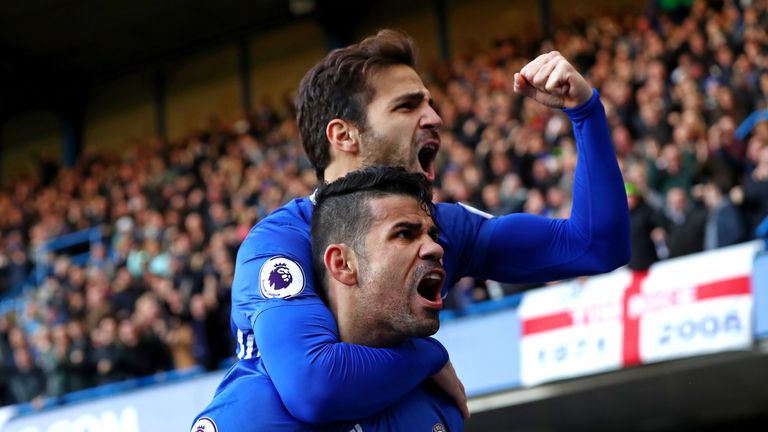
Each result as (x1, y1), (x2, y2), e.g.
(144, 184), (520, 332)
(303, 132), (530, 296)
(8, 347), (46, 403)
(661, 187), (707, 258)
(627, 182), (666, 271)
(739, 143), (768, 234)
(703, 180), (746, 250)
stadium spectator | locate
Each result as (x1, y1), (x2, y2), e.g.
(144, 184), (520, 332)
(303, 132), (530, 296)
(112, 318), (161, 378)
(626, 182), (666, 270)
(33, 326), (68, 398)
(659, 186), (707, 258)
(0, 315), (14, 405)
(89, 315), (122, 385)
(65, 318), (93, 392)
(733, 139), (768, 233)
(702, 179), (746, 250)
(7, 346), (45, 404)
(647, 144), (697, 199)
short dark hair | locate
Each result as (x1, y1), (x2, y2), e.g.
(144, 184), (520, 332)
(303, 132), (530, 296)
(296, 29), (417, 180)
(311, 166), (433, 302)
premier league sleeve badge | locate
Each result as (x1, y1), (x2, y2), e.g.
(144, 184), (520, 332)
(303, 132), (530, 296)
(259, 256), (306, 299)
(190, 417), (218, 432)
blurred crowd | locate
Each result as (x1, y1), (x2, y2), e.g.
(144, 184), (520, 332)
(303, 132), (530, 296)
(1, 0), (767, 408)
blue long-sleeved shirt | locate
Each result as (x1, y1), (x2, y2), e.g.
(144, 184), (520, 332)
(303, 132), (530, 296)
(192, 356), (463, 431)
(193, 89), (630, 428)
(192, 356), (464, 432)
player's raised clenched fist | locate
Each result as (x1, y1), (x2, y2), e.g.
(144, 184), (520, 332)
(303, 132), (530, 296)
(513, 51), (593, 109)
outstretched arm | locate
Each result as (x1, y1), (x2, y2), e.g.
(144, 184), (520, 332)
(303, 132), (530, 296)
(439, 52), (629, 284)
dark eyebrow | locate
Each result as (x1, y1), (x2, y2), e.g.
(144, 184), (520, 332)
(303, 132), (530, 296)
(390, 91), (432, 109)
(391, 221), (440, 241)
(392, 221), (422, 232)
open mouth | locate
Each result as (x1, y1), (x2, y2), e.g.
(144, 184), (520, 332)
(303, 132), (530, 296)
(417, 269), (445, 309)
(417, 143), (439, 181)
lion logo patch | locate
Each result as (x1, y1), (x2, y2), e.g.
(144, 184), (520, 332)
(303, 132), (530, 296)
(260, 257), (305, 299)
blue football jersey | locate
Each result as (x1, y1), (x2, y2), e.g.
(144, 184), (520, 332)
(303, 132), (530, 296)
(194, 89), (630, 427)
(192, 358), (463, 431)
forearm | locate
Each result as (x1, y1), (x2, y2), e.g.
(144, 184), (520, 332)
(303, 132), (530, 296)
(254, 300), (448, 423)
(564, 88), (631, 269)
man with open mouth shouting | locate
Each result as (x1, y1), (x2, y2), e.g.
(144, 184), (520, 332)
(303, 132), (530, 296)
(193, 29), (629, 431)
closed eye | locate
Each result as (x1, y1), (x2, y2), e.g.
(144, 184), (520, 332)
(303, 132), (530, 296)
(395, 101), (418, 111)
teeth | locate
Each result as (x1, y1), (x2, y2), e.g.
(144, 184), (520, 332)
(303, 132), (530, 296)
(425, 273), (442, 280)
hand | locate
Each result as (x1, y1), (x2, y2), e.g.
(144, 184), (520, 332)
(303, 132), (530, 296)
(514, 51), (593, 109)
(432, 360), (469, 419)
(730, 185), (744, 205)
(754, 167), (768, 182)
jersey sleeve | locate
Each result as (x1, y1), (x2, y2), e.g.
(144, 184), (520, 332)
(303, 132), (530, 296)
(255, 301), (448, 423)
(438, 89), (630, 285)
(232, 213), (449, 424)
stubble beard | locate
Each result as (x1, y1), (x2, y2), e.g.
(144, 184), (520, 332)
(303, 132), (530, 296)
(354, 257), (440, 348)
(359, 128), (413, 169)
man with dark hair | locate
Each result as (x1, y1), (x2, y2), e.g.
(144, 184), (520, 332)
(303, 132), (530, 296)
(193, 29), (629, 430)
(196, 167), (462, 431)
(297, 30), (421, 181)
(312, 167), (460, 430)
(310, 167), (438, 310)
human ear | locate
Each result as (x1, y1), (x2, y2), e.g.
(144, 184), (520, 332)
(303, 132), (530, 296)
(324, 244), (358, 286)
(326, 119), (360, 155)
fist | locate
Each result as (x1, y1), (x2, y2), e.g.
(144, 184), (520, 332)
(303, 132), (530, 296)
(514, 51), (593, 109)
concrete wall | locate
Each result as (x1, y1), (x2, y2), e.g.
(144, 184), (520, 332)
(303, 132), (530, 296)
(2, 111), (61, 181)
(166, 45), (241, 140)
(85, 70), (156, 156)
(250, 21), (327, 116)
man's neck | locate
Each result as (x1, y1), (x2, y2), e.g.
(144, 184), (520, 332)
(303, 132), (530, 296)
(323, 157), (362, 183)
(340, 321), (403, 348)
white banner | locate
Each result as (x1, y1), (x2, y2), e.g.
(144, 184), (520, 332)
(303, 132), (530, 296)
(631, 243), (757, 364)
(518, 241), (760, 386)
(518, 272), (629, 386)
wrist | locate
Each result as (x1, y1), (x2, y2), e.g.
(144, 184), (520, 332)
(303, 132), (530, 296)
(562, 88), (600, 119)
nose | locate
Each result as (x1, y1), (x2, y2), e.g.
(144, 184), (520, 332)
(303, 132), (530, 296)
(419, 236), (444, 263)
(420, 104), (443, 130)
